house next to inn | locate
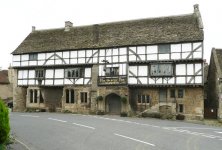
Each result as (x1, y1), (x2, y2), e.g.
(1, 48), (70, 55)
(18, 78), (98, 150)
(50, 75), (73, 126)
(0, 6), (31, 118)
(12, 5), (204, 120)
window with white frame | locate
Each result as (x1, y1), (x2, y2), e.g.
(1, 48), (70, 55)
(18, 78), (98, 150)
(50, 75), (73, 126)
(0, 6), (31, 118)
(35, 69), (44, 78)
(65, 68), (84, 78)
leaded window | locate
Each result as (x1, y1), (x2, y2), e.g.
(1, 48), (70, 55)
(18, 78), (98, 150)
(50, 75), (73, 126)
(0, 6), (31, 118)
(150, 64), (173, 76)
(65, 68), (84, 78)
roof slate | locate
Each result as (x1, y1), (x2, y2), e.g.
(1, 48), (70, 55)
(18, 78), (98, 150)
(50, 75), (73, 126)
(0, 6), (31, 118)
(12, 13), (204, 54)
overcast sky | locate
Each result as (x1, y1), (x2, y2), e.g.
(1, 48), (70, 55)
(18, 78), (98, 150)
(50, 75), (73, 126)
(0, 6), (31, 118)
(0, 0), (221, 69)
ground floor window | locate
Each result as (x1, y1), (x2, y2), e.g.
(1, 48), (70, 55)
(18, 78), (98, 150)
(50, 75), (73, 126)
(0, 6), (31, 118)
(80, 92), (88, 103)
(170, 89), (175, 98)
(137, 95), (150, 104)
(179, 104), (184, 113)
(66, 89), (75, 103)
(29, 89), (44, 103)
(178, 89), (184, 98)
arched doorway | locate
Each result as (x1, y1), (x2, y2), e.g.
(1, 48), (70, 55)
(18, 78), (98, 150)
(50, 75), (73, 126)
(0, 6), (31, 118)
(106, 93), (121, 114)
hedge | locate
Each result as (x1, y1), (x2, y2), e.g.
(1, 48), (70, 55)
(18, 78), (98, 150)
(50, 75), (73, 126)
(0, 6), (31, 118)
(0, 99), (10, 145)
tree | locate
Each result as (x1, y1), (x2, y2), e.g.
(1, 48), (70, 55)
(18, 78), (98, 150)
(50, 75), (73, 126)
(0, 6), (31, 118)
(0, 98), (10, 144)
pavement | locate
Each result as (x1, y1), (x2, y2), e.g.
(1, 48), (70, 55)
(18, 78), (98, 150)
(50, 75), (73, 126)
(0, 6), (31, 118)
(9, 112), (222, 150)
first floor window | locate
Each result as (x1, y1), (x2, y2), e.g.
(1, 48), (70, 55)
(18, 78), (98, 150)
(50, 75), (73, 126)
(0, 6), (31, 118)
(105, 67), (119, 76)
(40, 91), (44, 103)
(150, 64), (173, 76)
(65, 68), (84, 78)
(29, 89), (44, 103)
(80, 92), (88, 103)
(35, 69), (44, 78)
(29, 54), (38, 61)
(66, 89), (75, 103)
(30, 90), (33, 103)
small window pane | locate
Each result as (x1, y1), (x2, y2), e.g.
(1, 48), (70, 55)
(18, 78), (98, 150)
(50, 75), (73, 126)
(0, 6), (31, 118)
(158, 45), (170, 54)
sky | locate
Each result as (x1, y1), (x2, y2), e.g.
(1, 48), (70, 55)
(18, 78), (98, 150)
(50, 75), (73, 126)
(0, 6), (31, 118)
(0, 0), (221, 69)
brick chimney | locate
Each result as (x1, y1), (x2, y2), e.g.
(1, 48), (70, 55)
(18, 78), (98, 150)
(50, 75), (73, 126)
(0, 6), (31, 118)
(65, 21), (73, 31)
(193, 4), (203, 29)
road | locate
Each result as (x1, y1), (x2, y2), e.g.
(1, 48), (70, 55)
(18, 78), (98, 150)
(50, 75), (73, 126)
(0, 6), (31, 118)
(10, 112), (222, 150)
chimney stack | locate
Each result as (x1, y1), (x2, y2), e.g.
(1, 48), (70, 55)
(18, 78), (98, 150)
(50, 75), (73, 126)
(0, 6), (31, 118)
(193, 4), (203, 29)
(32, 26), (36, 32)
(65, 21), (73, 31)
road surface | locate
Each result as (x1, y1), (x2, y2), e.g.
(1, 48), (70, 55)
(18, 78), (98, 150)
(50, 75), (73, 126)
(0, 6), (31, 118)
(10, 112), (222, 150)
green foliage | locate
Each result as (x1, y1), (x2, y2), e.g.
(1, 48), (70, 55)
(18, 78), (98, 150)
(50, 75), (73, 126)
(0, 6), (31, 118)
(96, 110), (105, 115)
(96, 96), (103, 102)
(141, 112), (161, 118)
(121, 97), (127, 104)
(176, 114), (185, 120)
(0, 99), (10, 144)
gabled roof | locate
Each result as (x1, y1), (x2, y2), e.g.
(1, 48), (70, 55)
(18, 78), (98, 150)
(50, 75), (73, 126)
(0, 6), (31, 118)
(0, 70), (9, 84)
(12, 6), (204, 54)
(213, 49), (222, 77)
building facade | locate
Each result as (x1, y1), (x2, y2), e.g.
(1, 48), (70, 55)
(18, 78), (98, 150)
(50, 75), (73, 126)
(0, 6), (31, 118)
(207, 48), (222, 121)
(12, 5), (204, 119)
(0, 70), (13, 105)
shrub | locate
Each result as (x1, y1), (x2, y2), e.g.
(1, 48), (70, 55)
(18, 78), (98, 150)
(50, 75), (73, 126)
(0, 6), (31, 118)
(96, 96), (103, 102)
(120, 112), (128, 117)
(0, 99), (10, 144)
(121, 97), (127, 104)
(176, 114), (185, 120)
(96, 110), (105, 115)
(141, 112), (161, 118)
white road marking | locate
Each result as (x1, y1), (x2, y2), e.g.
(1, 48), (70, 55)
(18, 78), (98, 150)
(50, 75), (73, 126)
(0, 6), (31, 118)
(201, 135), (216, 139)
(72, 122), (95, 130)
(20, 115), (40, 118)
(168, 127), (222, 130)
(114, 133), (155, 147)
(14, 138), (31, 150)
(48, 118), (67, 123)
(214, 131), (222, 134)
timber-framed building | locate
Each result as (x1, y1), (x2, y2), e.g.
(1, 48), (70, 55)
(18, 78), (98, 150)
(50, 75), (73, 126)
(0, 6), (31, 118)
(12, 5), (204, 119)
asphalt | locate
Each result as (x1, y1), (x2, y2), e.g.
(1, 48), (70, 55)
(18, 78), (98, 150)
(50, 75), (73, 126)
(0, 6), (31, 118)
(9, 112), (222, 150)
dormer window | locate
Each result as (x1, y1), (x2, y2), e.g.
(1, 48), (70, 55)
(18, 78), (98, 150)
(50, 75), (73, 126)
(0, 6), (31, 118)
(29, 54), (38, 61)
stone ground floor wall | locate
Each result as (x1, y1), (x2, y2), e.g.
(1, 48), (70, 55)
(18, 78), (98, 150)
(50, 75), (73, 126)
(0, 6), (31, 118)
(13, 86), (27, 111)
(129, 87), (204, 120)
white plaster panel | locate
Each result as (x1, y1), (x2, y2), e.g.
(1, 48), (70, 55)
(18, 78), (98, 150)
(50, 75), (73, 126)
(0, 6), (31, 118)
(99, 57), (105, 63)
(29, 80), (35, 85)
(106, 57), (112, 63)
(147, 54), (157, 60)
(64, 59), (69, 64)
(70, 58), (77, 64)
(18, 71), (23, 79)
(75, 78), (83, 84)
(193, 42), (202, 50)
(129, 55), (136, 61)
(54, 79), (63, 85)
(119, 48), (127, 55)
(45, 60), (54, 65)
(55, 52), (62, 57)
(45, 70), (54, 78)
(45, 79), (53, 85)
(86, 50), (92, 57)
(187, 76), (194, 84)
(13, 62), (20, 67)
(148, 78), (155, 84)
(38, 60), (44, 65)
(78, 50), (85, 57)
(193, 52), (202, 59)
(55, 69), (64, 78)
(176, 77), (186, 84)
(195, 63), (202, 74)
(100, 49), (105, 56)
(171, 44), (181, 53)
(113, 56), (118, 62)
(138, 66), (147, 76)
(129, 47), (136, 54)
(84, 79), (90, 84)
(46, 53), (54, 59)
(182, 52), (190, 59)
(23, 70), (28, 79)
(176, 64), (186, 75)
(21, 54), (29, 61)
(129, 66), (137, 76)
(29, 70), (35, 78)
(71, 51), (77, 58)
(13, 55), (20, 61)
(64, 79), (73, 85)
(195, 76), (202, 84)
(29, 61), (37, 66)
(106, 49), (112, 56)
(113, 48), (118, 55)
(38, 53), (45, 60)
(99, 65), (105, 76)
(147, 45), (157, 54)
(156, 78), (162, 84)
(182, 43), (192, 52)
(171, 53), (180, 60)
(63, 51), (69, 58)
(78, 58), (85, 64)
(85, 68), (91, 77)
(23, 80), (28, 85)
(159, 54), (170, 60)
(187, 64), (194, 75)
(18, 80), (22, 85)
(168, 77), (175, 84)
(139, 77), (147, 84)
(119, 55), (127, 62)
(129, 77), (137, 84)
(93, 57), (98, 63)
(137, 46), (146, 54)
(139, 55), (146, 61)
(21, 61), (28, 66)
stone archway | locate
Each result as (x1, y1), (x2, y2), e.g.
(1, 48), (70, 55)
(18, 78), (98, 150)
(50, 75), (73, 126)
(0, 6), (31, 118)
(106, 93), (121, 114)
